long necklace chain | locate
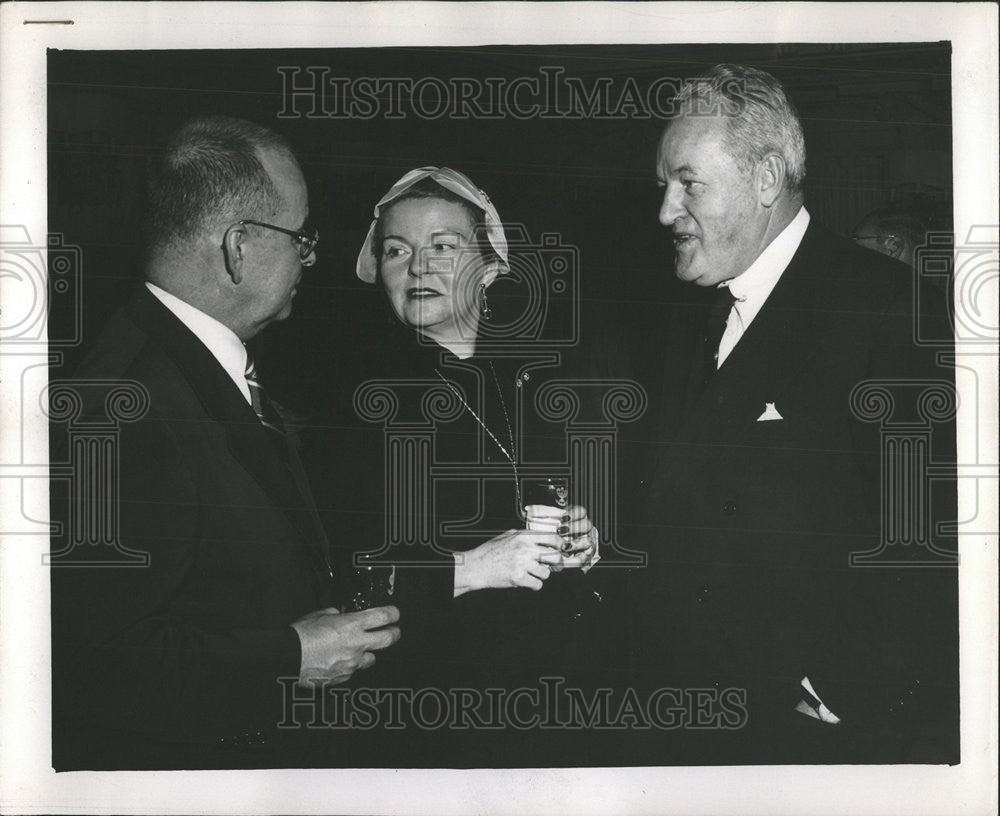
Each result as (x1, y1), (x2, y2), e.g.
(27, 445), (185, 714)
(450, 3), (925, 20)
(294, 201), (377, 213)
(434, 362), (521, 509)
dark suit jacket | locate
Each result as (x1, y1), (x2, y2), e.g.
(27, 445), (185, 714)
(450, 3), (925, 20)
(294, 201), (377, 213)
(51, 286), (338, 769)
(615, 222), (958, 763)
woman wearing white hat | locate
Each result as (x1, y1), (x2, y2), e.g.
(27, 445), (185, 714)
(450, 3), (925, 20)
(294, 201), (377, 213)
(350, 168), (601, 727)
(356, 166), (598, 589)
(356, 166), (507, 360)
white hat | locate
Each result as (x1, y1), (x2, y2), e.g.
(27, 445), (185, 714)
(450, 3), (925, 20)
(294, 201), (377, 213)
(356, 166), (508, 283)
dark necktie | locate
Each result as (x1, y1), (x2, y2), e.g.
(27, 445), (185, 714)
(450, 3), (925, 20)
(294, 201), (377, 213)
(702, 285), (737, 388)
(245, 349), (335, 591)
(244, 348), (286, 435)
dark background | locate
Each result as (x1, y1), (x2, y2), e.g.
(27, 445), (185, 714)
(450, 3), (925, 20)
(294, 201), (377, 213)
(48, 43), (952, 405)
(45, 42), (958, 769)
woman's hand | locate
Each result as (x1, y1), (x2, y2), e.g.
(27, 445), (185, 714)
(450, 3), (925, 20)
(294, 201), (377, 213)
(559, 525), (601, 571)
(453, 530), (566, 597)
(524, 504), (599, 571)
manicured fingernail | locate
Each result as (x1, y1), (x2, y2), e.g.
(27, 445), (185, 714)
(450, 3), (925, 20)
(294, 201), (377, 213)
(561, 514), (570, 522)
(558, 525), (569, 535)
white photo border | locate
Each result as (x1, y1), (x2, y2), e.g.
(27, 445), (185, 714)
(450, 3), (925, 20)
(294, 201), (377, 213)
(1, 3), (996, 815)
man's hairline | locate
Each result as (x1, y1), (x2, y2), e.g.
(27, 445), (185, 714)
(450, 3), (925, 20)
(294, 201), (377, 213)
(658, 118), (789, 191)
(659, 107), (804, 194)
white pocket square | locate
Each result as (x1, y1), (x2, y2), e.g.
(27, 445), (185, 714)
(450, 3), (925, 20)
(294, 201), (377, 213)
(757, 402), (783, 422)
(795, 676), (841, 724)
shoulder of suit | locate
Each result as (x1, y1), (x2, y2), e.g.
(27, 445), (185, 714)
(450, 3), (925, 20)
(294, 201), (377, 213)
(69, 292), (200, 420)
(800, 221), (915, 310)
(73, 309), (147, 381)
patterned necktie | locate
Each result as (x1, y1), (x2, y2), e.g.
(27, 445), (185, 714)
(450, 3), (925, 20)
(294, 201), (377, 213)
(244, 348), (285, 435)
(702, 285), (737, 388)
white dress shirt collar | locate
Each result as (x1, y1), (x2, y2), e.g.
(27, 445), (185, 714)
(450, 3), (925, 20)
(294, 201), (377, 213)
(145, 282), (251, 404)
(716, 206), (810, 367)
(726, 205), (810, 308)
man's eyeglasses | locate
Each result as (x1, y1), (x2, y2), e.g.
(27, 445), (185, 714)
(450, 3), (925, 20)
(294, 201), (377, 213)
(239, 219), (319, 260)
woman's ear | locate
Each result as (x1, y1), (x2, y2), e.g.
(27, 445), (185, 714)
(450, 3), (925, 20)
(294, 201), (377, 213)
(480, 259), (506, 289)
(222, 224), (246, 285)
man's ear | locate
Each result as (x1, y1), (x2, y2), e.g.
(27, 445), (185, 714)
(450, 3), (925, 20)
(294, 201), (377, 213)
(222, 224), (246, 285)
(757, 153), (786, 208)
(884, 235), (904, 259)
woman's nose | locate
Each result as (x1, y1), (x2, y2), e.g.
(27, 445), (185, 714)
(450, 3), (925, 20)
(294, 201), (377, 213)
(407, 249), (425, 277)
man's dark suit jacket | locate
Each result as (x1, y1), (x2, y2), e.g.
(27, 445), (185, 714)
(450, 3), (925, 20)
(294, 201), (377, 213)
(51, 286), (338, 770)
(611, 221), (958, 764)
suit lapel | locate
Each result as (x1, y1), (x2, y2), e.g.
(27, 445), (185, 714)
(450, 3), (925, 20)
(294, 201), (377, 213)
(126, 288), (334, 580)
(673, 223), (829, 445)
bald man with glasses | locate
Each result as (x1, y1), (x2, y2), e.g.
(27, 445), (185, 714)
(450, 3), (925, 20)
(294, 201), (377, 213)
(51, 116), (400, 770)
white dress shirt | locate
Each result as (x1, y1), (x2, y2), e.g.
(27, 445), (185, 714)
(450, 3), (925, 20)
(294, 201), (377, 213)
(716, 206), (810, 368)
(145, 282), (251, 405)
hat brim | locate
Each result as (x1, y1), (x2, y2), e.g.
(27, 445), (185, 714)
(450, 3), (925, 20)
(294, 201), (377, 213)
(356, 166), (508, 284)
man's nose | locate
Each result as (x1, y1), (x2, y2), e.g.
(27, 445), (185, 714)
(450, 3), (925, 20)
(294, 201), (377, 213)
(658, 185), (685, 227)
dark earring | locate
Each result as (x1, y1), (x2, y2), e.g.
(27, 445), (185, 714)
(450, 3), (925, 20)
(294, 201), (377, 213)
(480, 283), (491, 320)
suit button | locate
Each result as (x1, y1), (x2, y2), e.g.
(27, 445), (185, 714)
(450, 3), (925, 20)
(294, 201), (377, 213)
(722, 501), (736, 515)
